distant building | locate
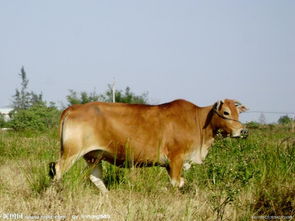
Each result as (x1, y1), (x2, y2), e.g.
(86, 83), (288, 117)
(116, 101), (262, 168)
(0, 107), (13, 121)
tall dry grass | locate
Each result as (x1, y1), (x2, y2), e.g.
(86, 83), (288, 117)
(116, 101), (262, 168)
(0, 126), (294, 220)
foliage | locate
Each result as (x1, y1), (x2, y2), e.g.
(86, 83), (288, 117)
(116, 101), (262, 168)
(9, 67), (60, 131)
(0, 113), (7, 128)
(12, 66), (43, 110)
(66, 84), (148, 106)
(278, 115), (293, 125)
(8, 102), (60, 131)
(100, 85), (148, 104)
(66, 89), (100, 105)
(246, 121), (260, 129)
(0, 125), (294, 219)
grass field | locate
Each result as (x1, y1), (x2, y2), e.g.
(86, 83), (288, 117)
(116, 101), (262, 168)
(0, 126), (294, 220)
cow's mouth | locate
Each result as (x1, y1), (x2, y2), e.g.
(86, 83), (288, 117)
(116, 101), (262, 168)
(216, 129), (248, 139)
(231, 129), (248, 139)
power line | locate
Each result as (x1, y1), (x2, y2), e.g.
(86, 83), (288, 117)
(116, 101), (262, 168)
(245, 111), (295, 115)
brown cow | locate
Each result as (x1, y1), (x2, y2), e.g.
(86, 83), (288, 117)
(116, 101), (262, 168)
(49, 99), (248, 193)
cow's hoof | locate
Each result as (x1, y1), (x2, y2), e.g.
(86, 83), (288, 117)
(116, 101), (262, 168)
(171, 178), (185, 188)
(179, 178), (185, 188)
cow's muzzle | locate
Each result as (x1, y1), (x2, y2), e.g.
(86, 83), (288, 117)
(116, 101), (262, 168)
(232, 128), (248, 139)
(240, 129), (248, 139)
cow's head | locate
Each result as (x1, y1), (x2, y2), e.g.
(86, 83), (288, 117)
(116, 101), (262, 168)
(212, 99), (248, 138)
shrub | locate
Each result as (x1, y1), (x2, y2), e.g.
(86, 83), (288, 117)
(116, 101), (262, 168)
(278, 115), (293, 125)
(9, 103), (60, 131)
(0, 113), (7, 128)
(246, 121), (260, 129)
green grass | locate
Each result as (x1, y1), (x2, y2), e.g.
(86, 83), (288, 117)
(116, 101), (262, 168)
(0, 126), (294, 220)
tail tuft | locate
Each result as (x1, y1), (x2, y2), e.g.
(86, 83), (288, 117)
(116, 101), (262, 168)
(49, 162), (56, 179)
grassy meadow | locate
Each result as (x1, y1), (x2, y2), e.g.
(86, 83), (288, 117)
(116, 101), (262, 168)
(0, 126), (294, 220)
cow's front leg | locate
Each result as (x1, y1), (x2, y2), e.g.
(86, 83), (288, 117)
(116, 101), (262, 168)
(167, 156), (184, 188)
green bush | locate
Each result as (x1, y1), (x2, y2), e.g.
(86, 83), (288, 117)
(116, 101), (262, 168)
(0, 113), (7, 128)
(278, 115), (293, 125)
(246, 121), (260, 129)
(9, 103), (60, 131)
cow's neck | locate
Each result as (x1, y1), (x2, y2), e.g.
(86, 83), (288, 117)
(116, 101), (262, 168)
(196, 105), (215, 146)
(187, 105), (216, 164)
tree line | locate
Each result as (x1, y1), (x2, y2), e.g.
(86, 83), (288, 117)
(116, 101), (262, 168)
(0, 67), (148, 131)
(0, 67), (293, 131)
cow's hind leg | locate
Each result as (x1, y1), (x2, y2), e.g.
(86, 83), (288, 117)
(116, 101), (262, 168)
(84, 151), (108, 193)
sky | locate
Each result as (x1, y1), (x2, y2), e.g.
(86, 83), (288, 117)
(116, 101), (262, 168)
(0, 0), (294, 123)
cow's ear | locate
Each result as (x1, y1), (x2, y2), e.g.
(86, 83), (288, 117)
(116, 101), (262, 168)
(213, 100), (224, 111)
(234, 101), (248, 113)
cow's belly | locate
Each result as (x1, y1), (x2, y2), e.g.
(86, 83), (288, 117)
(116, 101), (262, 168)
(84, 139), (168, 168)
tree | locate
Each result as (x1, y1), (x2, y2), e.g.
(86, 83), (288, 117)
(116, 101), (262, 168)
(66, 89), (100, 105)
(278, 115), (292, 125)
(66, 85), (148, 106)
(9, 67), (60, 131)
(12, 66), (43, 110)
(100, 84), (148, 104)
(12, 66), (31, 110)
(67, 90), (99, 106)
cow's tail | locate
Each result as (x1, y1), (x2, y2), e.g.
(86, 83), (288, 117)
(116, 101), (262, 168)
(49, 107), (72, 179)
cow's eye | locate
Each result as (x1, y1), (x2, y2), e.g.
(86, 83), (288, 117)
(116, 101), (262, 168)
(223, 111), (230, 116)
